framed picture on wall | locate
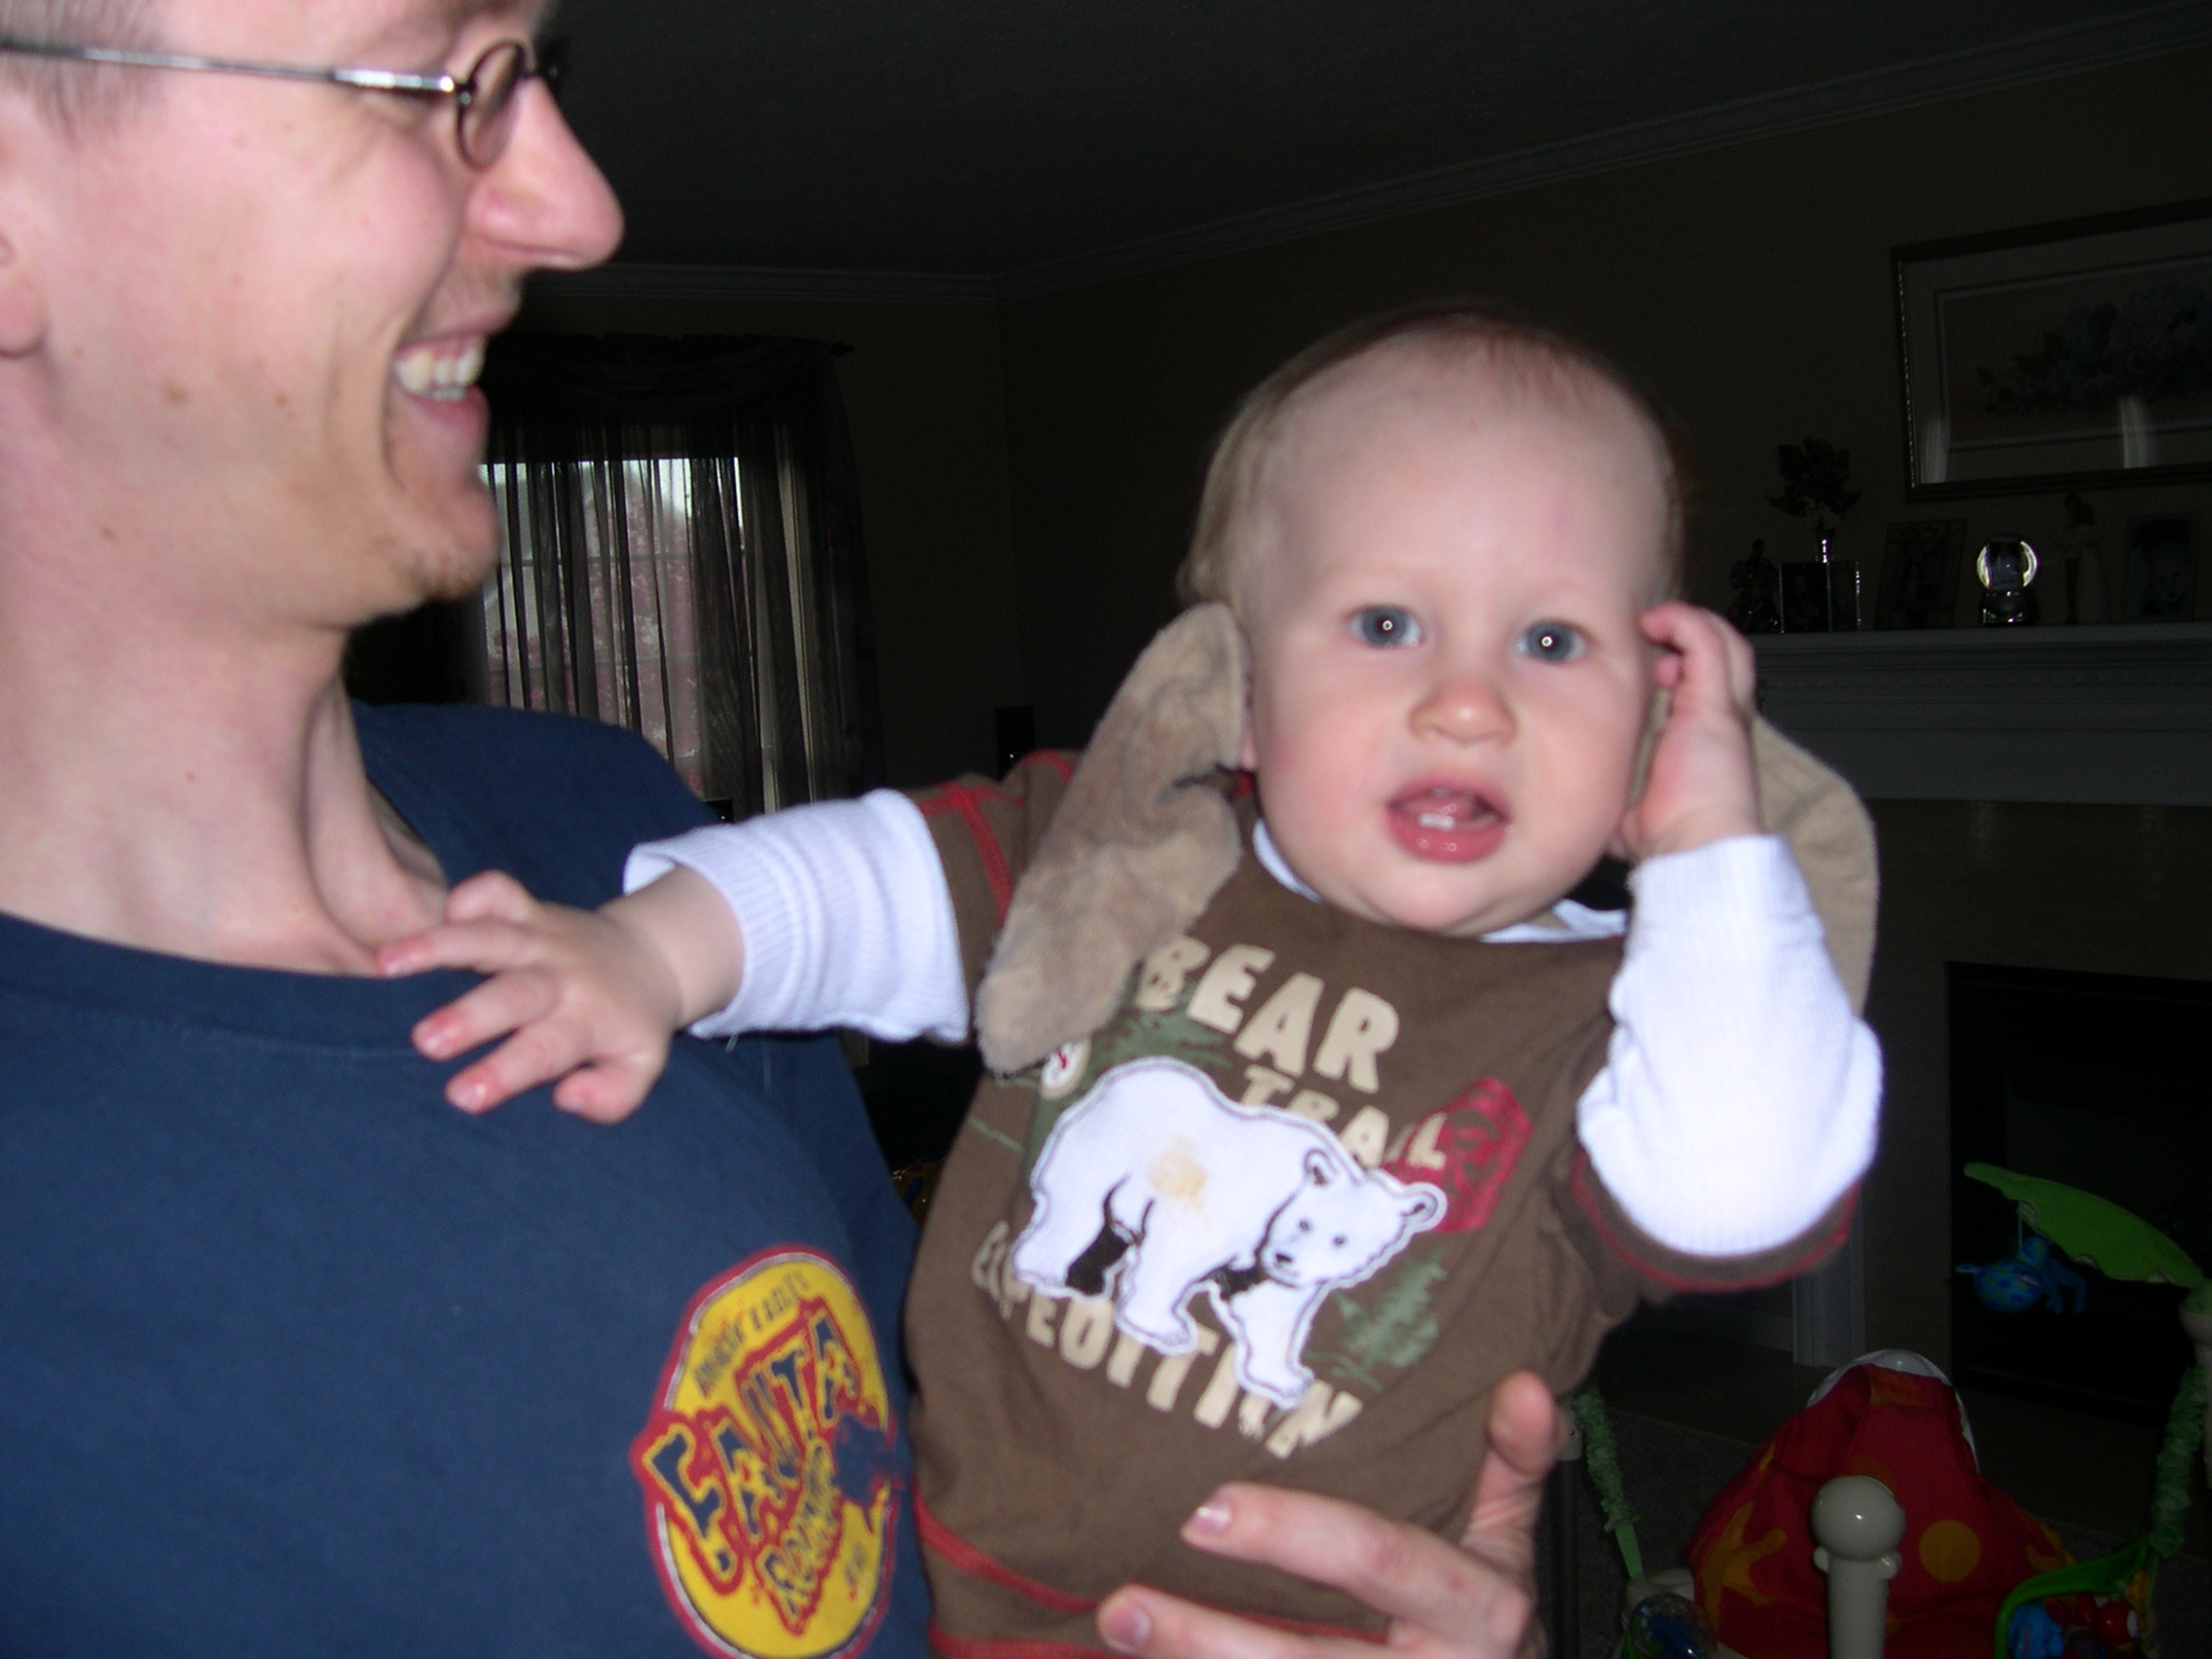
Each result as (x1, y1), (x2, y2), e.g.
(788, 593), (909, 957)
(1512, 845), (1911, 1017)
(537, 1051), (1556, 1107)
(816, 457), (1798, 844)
(2122, 512), (2199, 621)
(1895, 198), (2212, 499)
(1873, 518), (1967, 628)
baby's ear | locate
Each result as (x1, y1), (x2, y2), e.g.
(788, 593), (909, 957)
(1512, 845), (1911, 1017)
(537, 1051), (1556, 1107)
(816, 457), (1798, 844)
(1608, 682), (1673, 860)
(1626, 683), (1671, 808)
(1235, 705), (1258, 773)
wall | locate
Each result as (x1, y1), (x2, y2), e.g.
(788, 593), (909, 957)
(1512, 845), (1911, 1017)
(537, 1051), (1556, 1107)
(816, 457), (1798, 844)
(995, 46), (2212, 746)
(516, 291), (1022, 788)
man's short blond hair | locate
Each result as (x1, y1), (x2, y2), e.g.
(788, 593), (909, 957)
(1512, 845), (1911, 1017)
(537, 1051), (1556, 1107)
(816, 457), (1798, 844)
(0, 0), (158, 129)
(1178, 302), (1694, 619)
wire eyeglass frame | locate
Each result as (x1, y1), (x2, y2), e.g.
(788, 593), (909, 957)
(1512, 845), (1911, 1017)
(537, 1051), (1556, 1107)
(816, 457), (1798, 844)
(0, 34), (563, 166)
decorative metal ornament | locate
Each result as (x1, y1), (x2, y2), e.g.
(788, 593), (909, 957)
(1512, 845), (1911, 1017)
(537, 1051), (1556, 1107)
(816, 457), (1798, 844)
(1976, 535), (2041, 625)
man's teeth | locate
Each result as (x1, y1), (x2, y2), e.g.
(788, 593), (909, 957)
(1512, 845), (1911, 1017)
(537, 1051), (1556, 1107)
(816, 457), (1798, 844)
(393, 340), (487, 401)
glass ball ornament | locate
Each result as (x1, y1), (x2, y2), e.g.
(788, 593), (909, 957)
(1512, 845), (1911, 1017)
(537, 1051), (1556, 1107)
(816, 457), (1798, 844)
(1621, 1591), (1717, 1658)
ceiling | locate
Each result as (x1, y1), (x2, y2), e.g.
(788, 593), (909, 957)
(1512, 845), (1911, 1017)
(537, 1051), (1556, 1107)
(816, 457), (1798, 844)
(546, 0), (2212, 289)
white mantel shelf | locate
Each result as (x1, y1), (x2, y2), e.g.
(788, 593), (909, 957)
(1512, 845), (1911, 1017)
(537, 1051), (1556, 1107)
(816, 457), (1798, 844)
(1752, 623), (2212, 807)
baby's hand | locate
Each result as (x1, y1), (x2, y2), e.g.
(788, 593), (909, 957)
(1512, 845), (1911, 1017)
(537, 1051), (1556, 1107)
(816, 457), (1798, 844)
(1613, 603), (1762, 863)
(377, 870), (695, 1123)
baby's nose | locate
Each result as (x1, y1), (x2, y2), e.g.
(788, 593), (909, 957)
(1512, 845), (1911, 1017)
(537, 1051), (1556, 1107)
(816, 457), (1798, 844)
(1412, 669), (1513, 741)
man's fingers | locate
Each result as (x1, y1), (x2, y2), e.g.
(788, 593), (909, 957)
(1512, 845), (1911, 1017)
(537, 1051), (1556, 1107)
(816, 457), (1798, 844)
(1094, 1585), (1375, 1659)
(1094, 1382), (1555, 1659)
(1459, 1372), (1560, 1567)
(1169, 1483), (1525, 1647)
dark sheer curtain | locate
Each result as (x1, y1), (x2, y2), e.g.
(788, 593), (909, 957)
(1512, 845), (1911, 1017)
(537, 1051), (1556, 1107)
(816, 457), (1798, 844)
(477, 334), (883, 817)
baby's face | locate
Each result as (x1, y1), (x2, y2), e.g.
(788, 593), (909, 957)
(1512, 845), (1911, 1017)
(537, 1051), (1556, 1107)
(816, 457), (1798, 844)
(1237, 364), (1670, 938)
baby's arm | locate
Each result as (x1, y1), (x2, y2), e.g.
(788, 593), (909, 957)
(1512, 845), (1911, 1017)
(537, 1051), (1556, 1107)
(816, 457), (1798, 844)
(1576, 605), (1882, 1259)
(379, 792), (968, 1120)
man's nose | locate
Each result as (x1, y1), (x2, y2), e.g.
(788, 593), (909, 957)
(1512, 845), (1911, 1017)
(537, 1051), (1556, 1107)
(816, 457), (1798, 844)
(1411, 661), (1514, 743)
(466, 81), (624, 273)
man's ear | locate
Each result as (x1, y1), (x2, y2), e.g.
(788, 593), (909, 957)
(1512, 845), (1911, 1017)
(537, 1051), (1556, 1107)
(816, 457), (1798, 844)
(0, 226), (46, 356)
(0, 113), (50, 357)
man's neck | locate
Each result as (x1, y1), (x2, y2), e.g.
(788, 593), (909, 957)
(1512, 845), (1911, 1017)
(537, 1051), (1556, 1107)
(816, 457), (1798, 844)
(0, 589), (449, 975)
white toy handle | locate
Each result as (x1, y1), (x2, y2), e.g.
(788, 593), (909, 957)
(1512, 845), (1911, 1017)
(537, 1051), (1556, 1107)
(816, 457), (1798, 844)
(1811, 1475), (1903, 1659)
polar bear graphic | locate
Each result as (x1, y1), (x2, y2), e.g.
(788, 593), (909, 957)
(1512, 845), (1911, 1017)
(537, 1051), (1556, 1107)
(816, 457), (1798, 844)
(1010, 1057), (1446, 1407)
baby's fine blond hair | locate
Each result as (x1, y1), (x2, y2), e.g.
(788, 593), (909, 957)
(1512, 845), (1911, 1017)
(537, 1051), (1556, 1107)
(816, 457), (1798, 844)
(1177, 302), (1693, 619)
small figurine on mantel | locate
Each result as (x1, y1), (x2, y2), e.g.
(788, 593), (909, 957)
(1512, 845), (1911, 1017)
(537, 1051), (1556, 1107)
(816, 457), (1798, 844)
(1769, 437), (1862, 629)
(2060, 492), (2105, 624)
(1726, 538), (1782, 634)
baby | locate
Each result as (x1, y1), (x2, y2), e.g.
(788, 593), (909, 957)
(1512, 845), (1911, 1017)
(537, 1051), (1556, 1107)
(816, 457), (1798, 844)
(385, 305), (1880, 1649)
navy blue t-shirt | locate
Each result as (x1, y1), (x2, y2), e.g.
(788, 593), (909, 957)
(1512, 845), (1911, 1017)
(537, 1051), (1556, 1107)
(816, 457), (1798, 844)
(0, 705), (929, 1659)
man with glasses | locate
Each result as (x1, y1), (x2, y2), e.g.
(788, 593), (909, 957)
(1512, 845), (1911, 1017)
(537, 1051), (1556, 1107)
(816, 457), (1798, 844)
(0, 3), (1558, 1654)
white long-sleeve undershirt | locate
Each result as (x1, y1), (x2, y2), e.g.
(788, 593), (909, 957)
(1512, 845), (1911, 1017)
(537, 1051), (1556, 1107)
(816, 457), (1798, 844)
(627, 793), (1880, 1260)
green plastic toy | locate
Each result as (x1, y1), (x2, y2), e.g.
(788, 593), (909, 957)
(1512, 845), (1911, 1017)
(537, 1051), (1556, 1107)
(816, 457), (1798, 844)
(1965, 1163), (2206, 1309)
(1967, 1165), (2207, 1657)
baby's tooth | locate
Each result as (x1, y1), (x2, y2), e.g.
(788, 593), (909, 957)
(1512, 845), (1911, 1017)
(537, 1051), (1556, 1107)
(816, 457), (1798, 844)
(394, 350), (435, 395)
(456, 341), (486, 387)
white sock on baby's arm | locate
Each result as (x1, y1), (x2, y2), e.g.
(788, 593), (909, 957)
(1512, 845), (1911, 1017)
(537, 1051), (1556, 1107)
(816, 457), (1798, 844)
(625, 792), (970, 1043)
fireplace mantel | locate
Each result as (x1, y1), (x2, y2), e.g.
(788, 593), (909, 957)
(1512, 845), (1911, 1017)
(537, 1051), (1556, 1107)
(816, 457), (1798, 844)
(1752, 623), (2212, 806)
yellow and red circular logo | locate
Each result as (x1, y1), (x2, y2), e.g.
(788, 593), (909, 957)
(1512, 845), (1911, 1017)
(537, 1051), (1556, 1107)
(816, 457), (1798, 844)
(633, 1249), (902, 1659)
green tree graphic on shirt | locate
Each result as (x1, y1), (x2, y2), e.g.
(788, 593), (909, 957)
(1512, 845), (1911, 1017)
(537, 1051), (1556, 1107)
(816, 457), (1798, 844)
(1308, 1250), (1449, 1392)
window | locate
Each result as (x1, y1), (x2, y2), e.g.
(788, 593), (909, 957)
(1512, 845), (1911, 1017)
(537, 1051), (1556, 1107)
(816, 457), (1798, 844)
(474, 335), (881, 818)
(484, 454), (707, 792)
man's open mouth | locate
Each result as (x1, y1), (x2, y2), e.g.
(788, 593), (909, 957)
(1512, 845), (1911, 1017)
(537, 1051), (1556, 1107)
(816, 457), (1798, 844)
(391, 338), (488, 402)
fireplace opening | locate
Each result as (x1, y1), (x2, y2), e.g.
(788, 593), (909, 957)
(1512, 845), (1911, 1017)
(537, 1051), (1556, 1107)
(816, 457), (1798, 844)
(1949, 962), (2211, 1424)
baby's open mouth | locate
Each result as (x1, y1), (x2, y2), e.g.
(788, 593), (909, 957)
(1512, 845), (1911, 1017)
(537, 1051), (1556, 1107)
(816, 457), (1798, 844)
(1387, 786), (1507, 862)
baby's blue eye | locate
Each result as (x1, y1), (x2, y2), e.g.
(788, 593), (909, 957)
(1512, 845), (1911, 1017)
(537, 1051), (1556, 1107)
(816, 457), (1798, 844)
(1351, 608), (1421, 647)
(1516, 622), (1584, 663)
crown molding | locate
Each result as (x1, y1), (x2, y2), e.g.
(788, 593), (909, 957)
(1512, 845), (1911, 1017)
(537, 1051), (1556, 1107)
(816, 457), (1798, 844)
(997, 0), (2212, 299)
(534, 2), (2212, 312)
(529, 263), (998, 308)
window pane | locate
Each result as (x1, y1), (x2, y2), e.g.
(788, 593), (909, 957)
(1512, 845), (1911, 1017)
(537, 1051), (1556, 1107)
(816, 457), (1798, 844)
(481, 456), (711, 796)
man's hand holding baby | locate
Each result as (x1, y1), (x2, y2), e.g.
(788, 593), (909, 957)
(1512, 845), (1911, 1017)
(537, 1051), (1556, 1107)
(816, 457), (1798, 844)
(376, 866), (743, 1122)
(1612, 602), (1762, 865)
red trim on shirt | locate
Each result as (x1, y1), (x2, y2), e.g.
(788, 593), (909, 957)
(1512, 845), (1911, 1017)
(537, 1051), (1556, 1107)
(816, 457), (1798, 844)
(1570, 1150), (1856, 1291)
(916, 1494), (1384, 1650)
(927, 1623), (1107, 1659)
(915, 1491), (1096, 1614)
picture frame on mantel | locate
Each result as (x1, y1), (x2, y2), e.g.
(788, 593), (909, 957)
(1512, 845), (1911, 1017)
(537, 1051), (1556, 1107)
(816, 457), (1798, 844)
(2122, 510), (2199, 621)
(1874, 518), (1967, 628)
(1895, 198), (2212, 499)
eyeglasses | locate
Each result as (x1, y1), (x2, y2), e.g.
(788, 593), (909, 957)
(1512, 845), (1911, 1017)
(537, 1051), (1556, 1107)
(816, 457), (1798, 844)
(0, 35), (564, 168)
